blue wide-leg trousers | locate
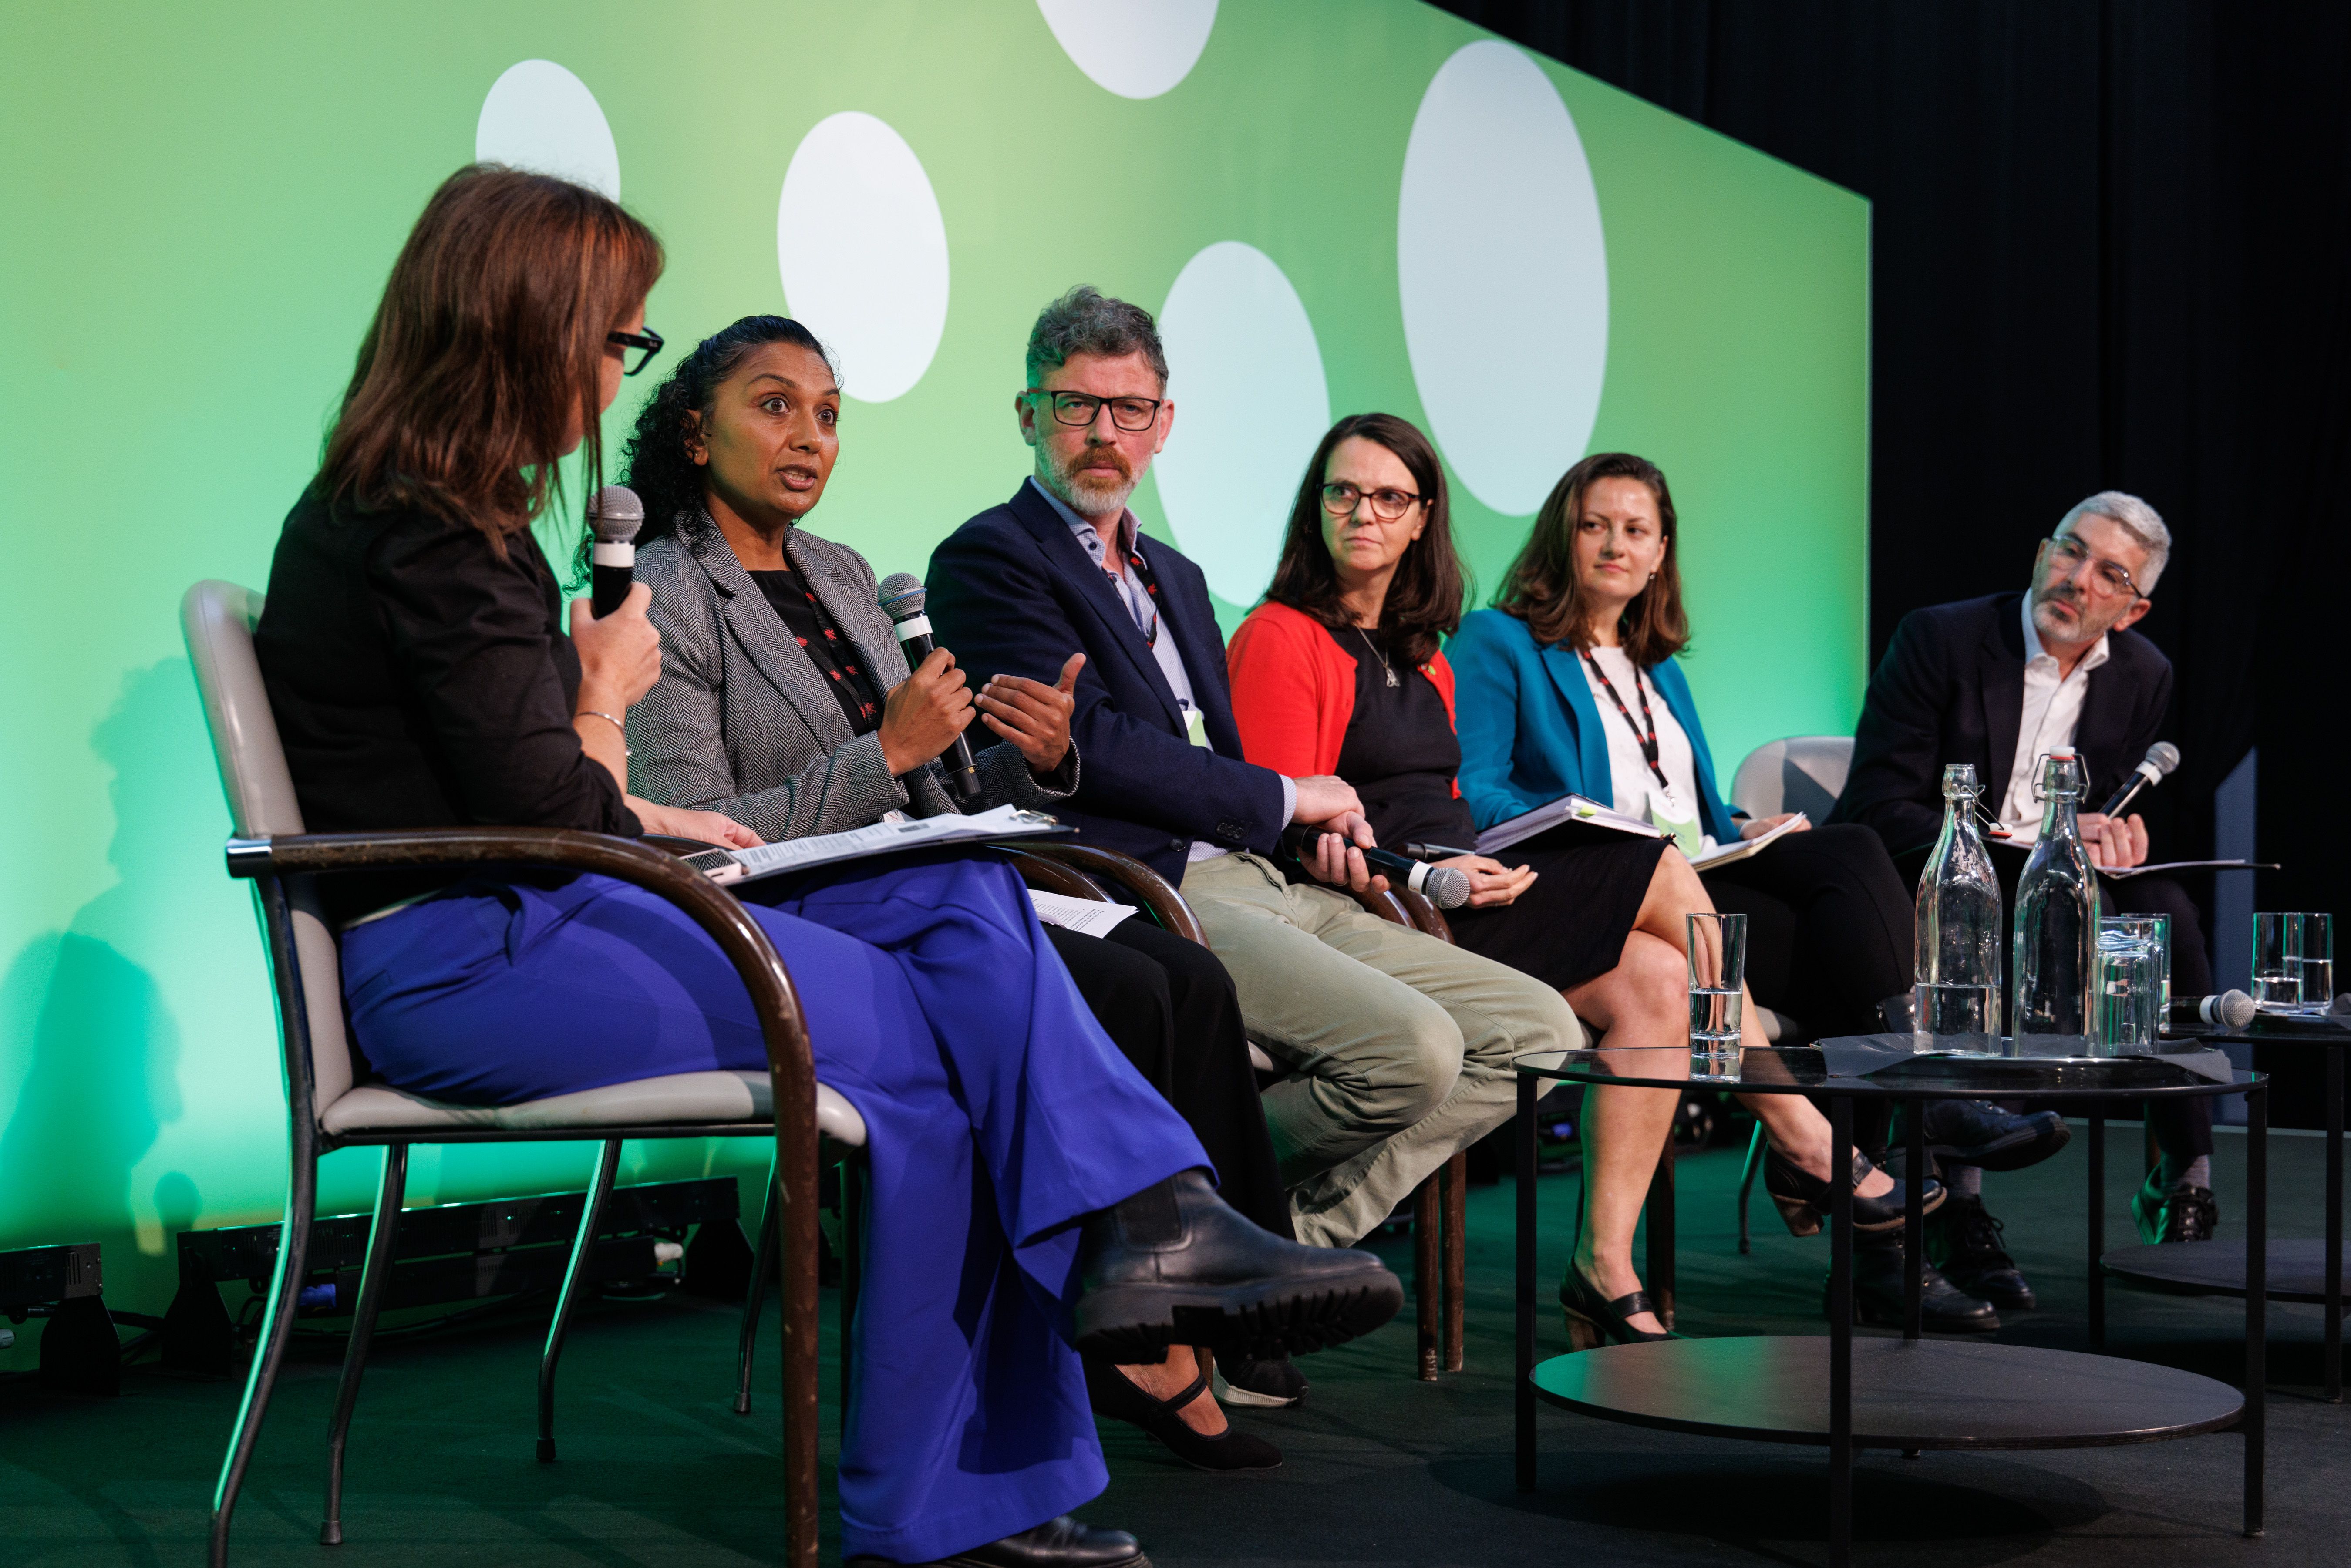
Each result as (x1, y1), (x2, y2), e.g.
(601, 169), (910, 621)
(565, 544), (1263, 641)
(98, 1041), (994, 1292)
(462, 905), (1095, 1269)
(340, 853), (1205, 1561)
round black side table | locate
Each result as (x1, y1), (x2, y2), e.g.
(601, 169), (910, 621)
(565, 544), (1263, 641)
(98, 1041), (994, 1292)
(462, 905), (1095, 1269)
(1512, 1042), (2265, 1568)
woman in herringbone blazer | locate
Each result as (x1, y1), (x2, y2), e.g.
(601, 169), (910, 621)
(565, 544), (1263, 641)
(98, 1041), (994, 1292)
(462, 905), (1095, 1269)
(622, 316), (1323, 1461)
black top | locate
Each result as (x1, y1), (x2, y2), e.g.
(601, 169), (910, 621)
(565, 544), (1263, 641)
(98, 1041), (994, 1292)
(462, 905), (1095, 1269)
(255, 486), (639, 924)
(1328, 624), (1476, 849)
(746, 554), (884, 734)
(1827, 592), (2176, 858)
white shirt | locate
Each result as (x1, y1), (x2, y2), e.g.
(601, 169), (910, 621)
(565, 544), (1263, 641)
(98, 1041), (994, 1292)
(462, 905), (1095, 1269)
(1580, 647), (1709, 846)
(1995, 597), (2111, 842)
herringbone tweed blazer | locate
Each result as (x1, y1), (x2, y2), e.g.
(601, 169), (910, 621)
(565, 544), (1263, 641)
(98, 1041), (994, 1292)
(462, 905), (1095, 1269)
(627, 508), (1074, 842)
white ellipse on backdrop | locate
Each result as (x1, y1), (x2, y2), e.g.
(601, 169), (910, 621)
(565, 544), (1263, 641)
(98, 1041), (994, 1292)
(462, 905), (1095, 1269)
(777, 112), (950, 403)
(1153, 242), (1330, 605)
(1398, 40), (1608, 516)
(475, 60), (620, 199)
(1036, 0), (1219, 99)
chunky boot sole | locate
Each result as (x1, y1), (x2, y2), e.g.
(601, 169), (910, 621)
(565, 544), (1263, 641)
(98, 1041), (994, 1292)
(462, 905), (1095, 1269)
(1074, 1272), (1404, 1363)
(1827, 1280), (2001, 1334)
(1930, 1117), (2071, 1173)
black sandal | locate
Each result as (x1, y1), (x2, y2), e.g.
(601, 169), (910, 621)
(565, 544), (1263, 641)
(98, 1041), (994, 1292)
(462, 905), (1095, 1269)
(1762, 1146), (1943, 1235)
(1084, 1354), (1282, 1472)
(1559, 1264), (1677, 1352)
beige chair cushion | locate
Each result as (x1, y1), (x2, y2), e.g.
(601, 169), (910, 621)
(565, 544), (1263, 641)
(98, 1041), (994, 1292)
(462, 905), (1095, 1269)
(320, 1070), (866, 1146)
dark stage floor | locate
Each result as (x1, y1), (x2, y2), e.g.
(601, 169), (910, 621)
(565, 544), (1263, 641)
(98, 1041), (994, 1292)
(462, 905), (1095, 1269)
(6, 1124), (2345, 1567)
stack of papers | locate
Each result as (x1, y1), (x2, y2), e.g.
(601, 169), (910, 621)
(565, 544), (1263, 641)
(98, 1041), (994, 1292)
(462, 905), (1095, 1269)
(720, 804), (1068, 885)
(1473, 794), (1806, 870)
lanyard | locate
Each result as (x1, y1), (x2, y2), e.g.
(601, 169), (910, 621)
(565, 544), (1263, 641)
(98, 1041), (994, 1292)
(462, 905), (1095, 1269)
(1581, 650), (1674, 794)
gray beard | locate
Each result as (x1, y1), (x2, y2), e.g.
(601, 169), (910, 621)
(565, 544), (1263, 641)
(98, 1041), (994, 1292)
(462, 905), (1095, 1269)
(1039, 452), (1139, 519)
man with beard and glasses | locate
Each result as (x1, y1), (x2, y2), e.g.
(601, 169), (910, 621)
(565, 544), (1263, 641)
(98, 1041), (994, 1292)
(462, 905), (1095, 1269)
(928, 287), (1581, 1409)
(1833, 491), (2222, 1267)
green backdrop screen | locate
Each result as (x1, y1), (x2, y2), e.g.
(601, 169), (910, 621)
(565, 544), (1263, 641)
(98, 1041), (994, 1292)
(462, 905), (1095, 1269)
(0, 0), (1867, 1338)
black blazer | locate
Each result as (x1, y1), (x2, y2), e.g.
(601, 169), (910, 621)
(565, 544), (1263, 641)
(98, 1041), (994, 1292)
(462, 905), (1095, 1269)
(1829, 592), (2174, 858)
(927, 481), (1289, 884)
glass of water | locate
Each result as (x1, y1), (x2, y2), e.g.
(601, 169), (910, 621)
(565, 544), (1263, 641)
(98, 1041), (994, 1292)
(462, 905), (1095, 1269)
(2094, 925), (2162, 1055)
(1688, 912), (1747, 1079)
(2103, 914), (2171, 1013)
(2253, 913), (2335, 1013)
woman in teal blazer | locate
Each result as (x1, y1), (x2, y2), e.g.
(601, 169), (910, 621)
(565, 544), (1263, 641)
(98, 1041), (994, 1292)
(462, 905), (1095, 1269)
(1452, 453), (2007, 1334)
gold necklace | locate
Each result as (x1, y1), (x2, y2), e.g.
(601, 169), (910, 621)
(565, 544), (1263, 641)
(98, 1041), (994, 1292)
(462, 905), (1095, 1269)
(1355, 626), (1401, 688)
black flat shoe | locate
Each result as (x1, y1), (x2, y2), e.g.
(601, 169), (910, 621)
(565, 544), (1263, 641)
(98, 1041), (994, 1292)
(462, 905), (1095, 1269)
(1559, 1264), (1677, 1352)
(1931, 1193), (2036, 1309)
(1763, 1147), (1943, 1235)
(847, 1515), (1149, 1568)
(1074, 1170), (1404, 1363)
(1829, 1232), (1999, 1333)
(1084, 1356), (1281, 1472)
(2134, 1174), (2220, 1243)
(1918, 1099), (2071, 1172)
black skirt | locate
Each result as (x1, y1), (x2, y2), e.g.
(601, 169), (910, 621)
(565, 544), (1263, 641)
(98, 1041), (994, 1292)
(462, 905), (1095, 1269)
(1444, 833), (1668, 993)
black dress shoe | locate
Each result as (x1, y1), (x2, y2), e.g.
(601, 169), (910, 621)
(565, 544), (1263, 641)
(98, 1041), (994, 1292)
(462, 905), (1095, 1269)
(1763, 1147), (1943, 1235)
(1084, 1355), (1281, 1471)
(2134, 1174), (2220, 1243)
(1918, 1099), (2071, 1172)
(1074, 1170), (1404, 1363)
(1559, 1264), (1677, 1352)
(1829, 1233), (1999, 1333)
(1213, 1351), (1307, 1407)
(1931, 1193), (2036, 1309)
(847, 1516), (1147, 1568)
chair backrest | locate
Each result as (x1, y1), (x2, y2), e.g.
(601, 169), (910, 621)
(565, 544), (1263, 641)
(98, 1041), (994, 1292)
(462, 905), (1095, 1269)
(181, 581), (357, 1112)
(1728, 735), (1855, 822)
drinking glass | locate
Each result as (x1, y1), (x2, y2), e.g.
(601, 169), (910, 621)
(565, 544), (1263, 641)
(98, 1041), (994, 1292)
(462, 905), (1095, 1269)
(2094, 926), (2161, 1055)
(2103, 914), (2171, 1013)
(1688, 912), (1747, 1079)
(2253, 913), (2335, 1012)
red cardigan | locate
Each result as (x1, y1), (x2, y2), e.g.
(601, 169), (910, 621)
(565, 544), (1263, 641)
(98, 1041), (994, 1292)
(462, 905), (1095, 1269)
(1226, 600), (1458, 787)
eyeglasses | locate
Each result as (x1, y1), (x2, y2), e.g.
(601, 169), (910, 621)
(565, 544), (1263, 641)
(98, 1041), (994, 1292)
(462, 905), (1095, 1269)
(607, 327), (665, 377)
(2044, 533), (2142, 601)
(1027, 388), (1164, 432)
(1320, 481), (1425, 522)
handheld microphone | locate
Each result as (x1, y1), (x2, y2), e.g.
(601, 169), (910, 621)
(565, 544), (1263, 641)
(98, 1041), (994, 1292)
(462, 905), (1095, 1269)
(2098, 741), (2181, 819)
(876, 572), (981, 801)
(1284, 827), (1473, 908)
(588, 485), (644, 619)
(2166, 990), (2257, 1032)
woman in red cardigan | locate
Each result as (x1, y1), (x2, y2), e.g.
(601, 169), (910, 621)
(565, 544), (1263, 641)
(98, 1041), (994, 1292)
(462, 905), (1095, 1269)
(1228, 413), (1936, 1348)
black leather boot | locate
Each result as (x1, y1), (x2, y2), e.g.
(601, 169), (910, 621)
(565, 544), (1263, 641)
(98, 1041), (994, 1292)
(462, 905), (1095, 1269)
(1074, 1170), (1403, 1363)
(847, 1515), (1148, 1567)
(2134, 1172), (2220, 1243)
(1826, 1232), (1999, 1332)
(1931, 1193), (2036, 1309)
(1919, 1099), (2071, 1171)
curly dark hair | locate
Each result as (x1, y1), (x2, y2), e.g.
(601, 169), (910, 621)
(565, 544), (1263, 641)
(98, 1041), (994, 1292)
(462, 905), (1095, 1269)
(1263, 412), (1465, 667)
(619, 314), (836, 548)
(1495, 451), (1688, 667)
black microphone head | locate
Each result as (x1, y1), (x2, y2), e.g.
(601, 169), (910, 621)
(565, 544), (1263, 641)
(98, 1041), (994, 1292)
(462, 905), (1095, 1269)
(588, 485), (644, 544)
(2146, 741), (2181, 777)
(878, 572), (926, 620)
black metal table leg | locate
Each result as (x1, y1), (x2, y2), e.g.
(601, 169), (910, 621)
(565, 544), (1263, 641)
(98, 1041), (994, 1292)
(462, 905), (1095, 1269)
(1516, 1071), (1537, 1493)
(2246, 1083), (2267, 1537)
(1904, 1096), (1923, 1339)
(2327, 1048), (2342, 1403)
(2088, 1113), (2106, 1352)
(1830, 1093), (1853, 1568)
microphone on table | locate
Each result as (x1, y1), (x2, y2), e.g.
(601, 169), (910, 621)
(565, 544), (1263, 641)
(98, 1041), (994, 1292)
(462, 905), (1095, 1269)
(1284, 827), (1473, 909)
(588, 485), (644, 619)
(876, 572), (981, 802)
(2167, 990), (2257, 1032)
(2098, 741), (2181, 819)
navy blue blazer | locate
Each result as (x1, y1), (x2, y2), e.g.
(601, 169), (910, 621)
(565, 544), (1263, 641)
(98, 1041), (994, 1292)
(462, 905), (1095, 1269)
(927, 482), (1290, 883)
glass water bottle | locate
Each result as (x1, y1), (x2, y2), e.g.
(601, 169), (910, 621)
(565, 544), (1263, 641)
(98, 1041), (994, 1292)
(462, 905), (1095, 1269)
(1913, 763), (2003, 1053)
(2013, 752), (2098, 1053)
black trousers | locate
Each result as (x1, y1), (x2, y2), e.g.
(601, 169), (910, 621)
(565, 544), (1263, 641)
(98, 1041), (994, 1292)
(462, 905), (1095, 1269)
(1041, 919), (1293, 1238)
(1701, 823), (1915, 1043)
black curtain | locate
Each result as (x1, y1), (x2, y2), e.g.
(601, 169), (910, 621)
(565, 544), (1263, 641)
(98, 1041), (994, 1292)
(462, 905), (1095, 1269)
(1433, 0), (2351, 1119)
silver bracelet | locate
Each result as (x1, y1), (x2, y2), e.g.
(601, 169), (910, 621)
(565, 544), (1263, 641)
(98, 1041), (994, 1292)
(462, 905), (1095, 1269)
(579, 709), (631, 758)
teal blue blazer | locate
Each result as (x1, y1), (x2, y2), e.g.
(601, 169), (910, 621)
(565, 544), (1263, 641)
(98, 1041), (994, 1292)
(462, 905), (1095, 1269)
(1448, 607), (1741, 844)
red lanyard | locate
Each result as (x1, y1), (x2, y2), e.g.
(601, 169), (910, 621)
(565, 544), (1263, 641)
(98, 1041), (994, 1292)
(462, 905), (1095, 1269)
(1581, 650), (1675, 794)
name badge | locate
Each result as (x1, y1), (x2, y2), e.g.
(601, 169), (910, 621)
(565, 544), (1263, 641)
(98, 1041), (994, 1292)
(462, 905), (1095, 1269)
(1645, 785), (1704, 858)
(1184, 706), (1211, 749)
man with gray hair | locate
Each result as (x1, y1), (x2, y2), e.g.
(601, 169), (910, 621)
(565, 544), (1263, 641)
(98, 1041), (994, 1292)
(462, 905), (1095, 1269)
(1835, 490), (2219, 1278)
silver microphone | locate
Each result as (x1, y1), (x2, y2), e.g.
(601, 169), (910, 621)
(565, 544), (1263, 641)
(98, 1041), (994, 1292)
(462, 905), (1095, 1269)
(2098, 741), (2180, 818)
(588, 485), (644, 619)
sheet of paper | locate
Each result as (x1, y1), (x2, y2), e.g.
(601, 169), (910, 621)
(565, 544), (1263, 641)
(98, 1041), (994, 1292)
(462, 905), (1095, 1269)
(1475, 793), (1662, 857)
(1688, 813), (1809, 870)
(2094, 858), (2274, 879)
(723, 803), (1065, 884)
(1027, 889), (1141, 937)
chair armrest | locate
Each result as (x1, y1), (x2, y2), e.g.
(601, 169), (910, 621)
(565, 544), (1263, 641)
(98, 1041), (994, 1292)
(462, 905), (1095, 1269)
(1346, 885), (1455, 944)
(1018, 843), (1207, 947)
(1007, 848), (1114, 904)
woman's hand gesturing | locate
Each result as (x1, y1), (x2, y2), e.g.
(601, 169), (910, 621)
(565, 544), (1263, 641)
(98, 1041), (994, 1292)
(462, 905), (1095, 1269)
(977, 654), (1085, 774)
(1436, 855), (1538, 908)
(878, 647), (975, 777)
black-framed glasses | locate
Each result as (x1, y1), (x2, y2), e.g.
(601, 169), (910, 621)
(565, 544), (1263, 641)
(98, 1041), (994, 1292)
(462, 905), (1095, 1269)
(607, 327), (665, 377)
(1027, 388), (1164, 432)
(1321, 481), (1424, 523)
(2044, 533), (2142, 600)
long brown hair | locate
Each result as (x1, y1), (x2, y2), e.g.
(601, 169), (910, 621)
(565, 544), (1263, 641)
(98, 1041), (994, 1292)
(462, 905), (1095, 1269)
(1495, 451), (1688, 666)
(319, 165), (664, 550)
(1263, 412), (1465, 666)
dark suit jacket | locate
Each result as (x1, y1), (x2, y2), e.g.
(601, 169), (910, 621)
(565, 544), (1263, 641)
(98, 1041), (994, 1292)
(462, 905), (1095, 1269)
(928, 481), (1289, 883)
(1829, 592), (2175, 858)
